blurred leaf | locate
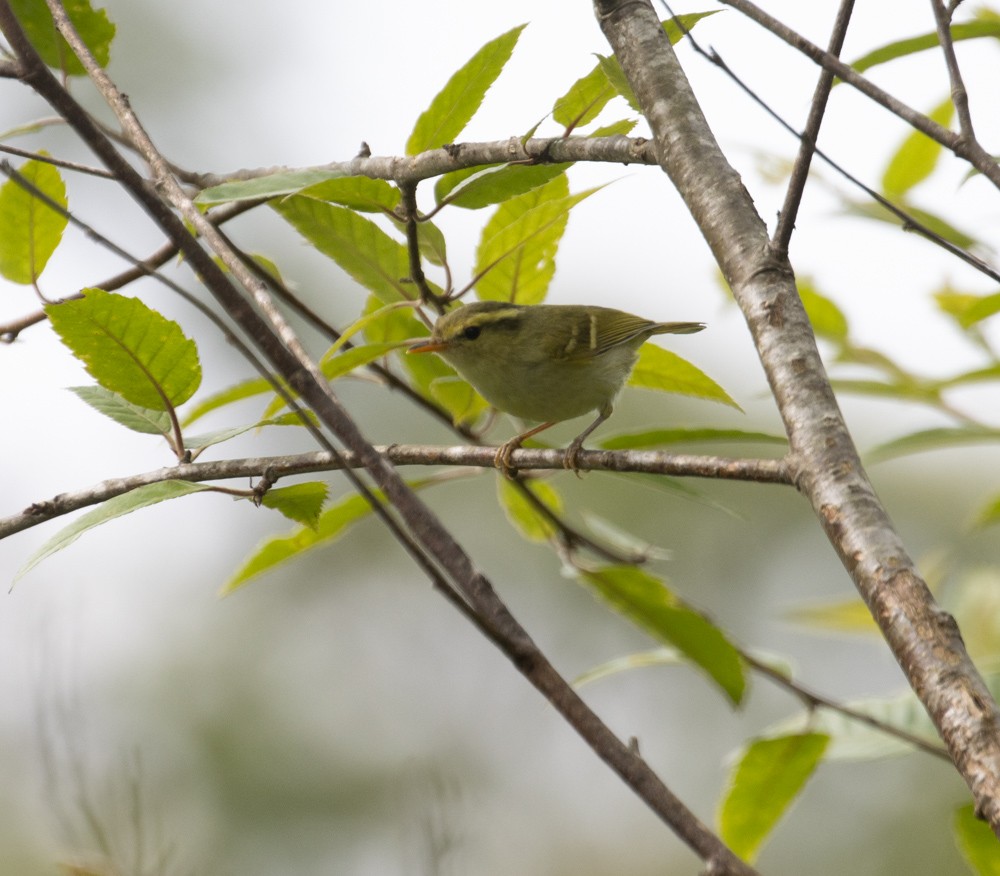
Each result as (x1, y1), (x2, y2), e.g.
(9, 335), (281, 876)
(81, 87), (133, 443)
(849, 16), (1000, 76)
(762, 690), (943, 761)
(786, 598), (877, 634)
(580, 512), (674, 561)
(428, 375), (491, 426)
(406, 24), (526, 155)
(196, 168), (348, 205)
(10, 0), (115, 75)
(184, 411), (313, 450)
(69, 385), (172, 436)
(575, 647), (685, 687)
(589, 118), (638, 137)
(223, 482), (430, 593)
(553, 64), (616, 129)
(475, 174), (600, 304)
(975, 495), (1000, 528)
(0, 156), (67, 284)
(798, 280), (849, 341)
(579, 565), (746, 703)
(830, 378), (940, 404)
(46, 288), (202, 410)
(954, 804), (1000, 875)
(273, 197), (440, 302)
(629, 344), (741, 409)
(259, 482), (328, 529)
(600, 427), (785, 450)
(937, 364), (1000, 389)
(718, 733), (829, 861)
(299, 176), (400, 212)
(882, 97), (954, 197)
(181, 375), (278, 427)
(497, 478), (564, 542)
(14, 480), (213, 584)
(843, 198), (980, 250)
(444, 163), (572, 210)
(868, 426), (1000, 463)
(935, 287), (1000, 329)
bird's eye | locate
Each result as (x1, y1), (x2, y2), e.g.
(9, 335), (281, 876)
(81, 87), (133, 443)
(461, 325), (481, 340)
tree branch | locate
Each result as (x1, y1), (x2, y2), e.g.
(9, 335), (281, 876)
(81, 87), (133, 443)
(594, 0), (1000, 836)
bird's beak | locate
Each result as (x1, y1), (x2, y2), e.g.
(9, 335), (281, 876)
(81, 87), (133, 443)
(407, 338), (448, 354)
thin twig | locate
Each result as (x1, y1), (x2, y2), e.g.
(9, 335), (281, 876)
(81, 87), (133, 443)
(771, 0), (855, 254)
(930, 0), (976, 139)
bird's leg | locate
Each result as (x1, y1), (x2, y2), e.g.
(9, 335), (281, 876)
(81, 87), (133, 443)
(495, 420), (556, 478)
(564, 405), (612, 474)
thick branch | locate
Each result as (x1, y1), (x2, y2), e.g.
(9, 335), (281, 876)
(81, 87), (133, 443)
(595, 0), (1000, 835)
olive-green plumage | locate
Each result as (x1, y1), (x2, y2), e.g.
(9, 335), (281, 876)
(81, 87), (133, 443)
(409, 301), (705, 472)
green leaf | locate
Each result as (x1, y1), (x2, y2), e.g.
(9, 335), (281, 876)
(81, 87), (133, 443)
(662, 11), (721, 44)
(273, 197), (443, 302)
(868, 426), (1000, 463)
(259, 482), (328, 529)
(629, 344), (740, 409)
(406, 24), (526, 155)
(195, 167), (349, 205)
(0, 157), (67, 284)
(14, 480), (213, 583)
(600, 427), (786, 450)
(935, 288), (1000, 329)
(10, 0), (115, 75)
(428, 376), (491, 426)
(184, 411), (314, 450)
(718, 733), (829, 861)
(385, 215), (448, 266)
(181, 375), (277, 427)
(224, 483), (428, 593)
(300, 176), (401, 213)
(497, 478), (564, 542)
(69, 385), (172, 436)
(882, 97), (954, 196)
(475, 174), (600, 304)
(954, 804), (1000, 875)
(434, 163), (502, 204)
(445, 163), (573, 210)
(553, 64), (617, 129)
(589, 119), (638, 137)
(595, 54), (638, 112)
(975, 495), (1000, 528)
(785, 598), (877, 635)
(46, 288), (202, 410)
(578, 565), (746, 703)
(843, 198), (980, 250)
(798, 280), (849, 341)
(849, 17), (1000, 76)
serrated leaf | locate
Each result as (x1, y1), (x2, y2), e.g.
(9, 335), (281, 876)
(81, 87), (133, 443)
(798, 279), (849, 341)
(14, 480), (213, 583)
(195, 168), (349, 205)
(629, 344), (740, 409)
(406, 24), (526, 155)
(600, 427), (786, 450)
(300, 176), (401, 213)
(867, 426), (1000, 463)
(445, 163), (573, 210)
(882, 97), (954, 197)
(10, 0), (115, 75)
(259, 482), (328, 528)
(0, 157), (67, 284)
(553, 64), (617, 129)
(497, 478), (564, 542)
(384, 215), (448, 266)
(954, 804), (1000, 875)
(69, 385), (172, 436)
(849, 17), (1000, 76)
(223, 482), (428, 593)
(718, 733), (829, 861)
(45, 288), (202, 410)
(273, 197), (439, 302)
(434, 164), (502, 204)
(475, 175), (601, 304)
(578, 565), (746, 703)
(595, 54), (638, 112)
(662, 11), (720, 44)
